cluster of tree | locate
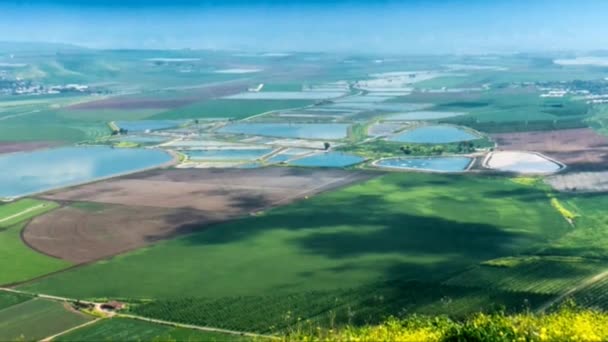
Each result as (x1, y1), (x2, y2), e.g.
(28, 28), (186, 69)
(399, 141), (475, 156)
(399, 145), (445, 155)
(111, 128), (129, 135)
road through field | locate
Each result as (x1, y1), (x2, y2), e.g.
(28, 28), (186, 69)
(40, 318), (101, 342)
(0, 204), (46, 224)
(116, 314), (279, 340)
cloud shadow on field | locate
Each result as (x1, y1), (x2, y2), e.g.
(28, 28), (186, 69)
(180, 190), (537, 282)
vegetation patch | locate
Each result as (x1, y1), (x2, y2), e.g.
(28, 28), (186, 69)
(293, 306), (608, 342)
(55, 317), (242, 342)
(550, 196), (578, 222)
(445, 257), (604, 295)
(0, 291), (33, 311)
(0, 199), (69, 285)
(0, 298), (92, 341)
(129, 280), (550, 334)
(153, 99), (314, 120)
(21, 174), (569, 312)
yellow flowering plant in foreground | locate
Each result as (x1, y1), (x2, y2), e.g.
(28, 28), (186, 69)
(284, 305), (608, 342)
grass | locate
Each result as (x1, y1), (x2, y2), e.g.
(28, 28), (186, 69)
(152, 99), (314, 120)
(0, 123), (92, 142)
(0, 198), (58, 228)
(20, 173), (569, 301)
(0, 291), (33, 311)
(0, 298), (92, 341)
(0, 199), (70, 285)
(55, 317), (245, 342)
(541, 193), (608, 259)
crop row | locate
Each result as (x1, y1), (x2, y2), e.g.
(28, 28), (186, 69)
(444, 258), (603, 295)
(130, 280), (551, 333)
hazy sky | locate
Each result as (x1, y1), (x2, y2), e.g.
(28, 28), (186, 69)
(2, 0), (608, 53)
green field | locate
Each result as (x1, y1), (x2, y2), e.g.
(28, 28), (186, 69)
(152, 99), (314, 120)
(540, 193), (608, 259)
(389, 87), (591, 133)
(55, 317), (244, 342)
(0, 96), (112, 142)
(0, 291), (33, 311)
(0, 298), (92, 341)
(444, 256), (605, 295)
(0, 199), (70, 285)
(130, 281), (551, 333)
(21, 173), (570, 300)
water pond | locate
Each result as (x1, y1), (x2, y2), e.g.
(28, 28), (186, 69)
(218, 123), (350, 140)
(485, 151), (562, 174)
(390, 125), (479, 144)
(289, 152), (364, 168)
(184, 149), (273, 161)
(0, 146), (172, 198)
(376, 156), (473, 172)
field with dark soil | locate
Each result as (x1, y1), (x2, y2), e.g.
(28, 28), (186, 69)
(26, 168), (376, 263)
(491, 128), (608, 171)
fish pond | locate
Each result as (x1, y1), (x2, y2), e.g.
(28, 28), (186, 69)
(485, 151), (563, 174)
(390, 125), (479, 144)
(218, 123), (350, 140)
(375, 156), (473, 172)
(289, 152), (364, 168)
(184, 149), (274, 161)
(0, 146), (173, 198)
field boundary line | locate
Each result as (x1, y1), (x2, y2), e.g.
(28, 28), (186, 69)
(536, 269), (608, 313)
(116, 313), (280, 340)
(0, 204), (46, 224)
(40, 318), (102, 342)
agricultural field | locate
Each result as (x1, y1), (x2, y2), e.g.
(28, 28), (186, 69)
(0, 298), (92, 341)
(4, 45), (608, 339)
(444, 256), (606, 295)
(491, 128), (608, 172)
(25, 168), (374, 263)
(393, 87), (592, 134)
(55, 318), (244, 342)
(20, 173), (570, 308)
(0, 199), (70, 285)
(129, 281), (552, 333)
(153, 98), (315, 120)
(0, 291), (33, 311)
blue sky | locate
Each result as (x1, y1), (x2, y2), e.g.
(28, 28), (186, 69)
(1, 0), (607, 53)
